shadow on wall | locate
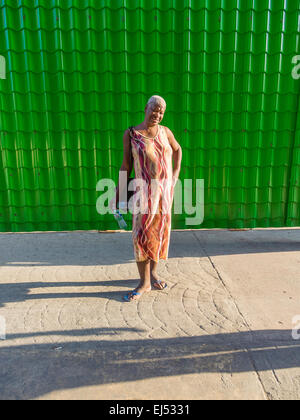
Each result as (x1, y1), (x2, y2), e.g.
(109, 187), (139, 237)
(0, 329), (299, 399)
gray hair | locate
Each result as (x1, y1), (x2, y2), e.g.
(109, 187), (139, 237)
(146, 95), (166, 110)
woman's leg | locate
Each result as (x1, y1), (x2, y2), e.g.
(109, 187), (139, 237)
(150, 260), (167, 289)
(150, 260), (159, 281)
(124, 260), (151, 301)
(136, 260), (151, 291)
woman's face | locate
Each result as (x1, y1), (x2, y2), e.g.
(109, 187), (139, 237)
(145, 104), (165, 125)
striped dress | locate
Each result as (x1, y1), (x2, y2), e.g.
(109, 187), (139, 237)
(129, 125), (174, 262)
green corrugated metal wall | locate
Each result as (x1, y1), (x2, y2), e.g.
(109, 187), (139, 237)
(0, 0), (299, 232)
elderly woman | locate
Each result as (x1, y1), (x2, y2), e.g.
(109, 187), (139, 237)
(114, 95), (182, 302)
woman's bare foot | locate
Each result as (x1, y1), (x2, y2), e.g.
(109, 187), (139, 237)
(123, 284), (151, 302)
(150, 271), (167, 290)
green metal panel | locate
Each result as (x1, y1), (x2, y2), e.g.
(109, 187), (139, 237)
(0, 0), (299, 232)
(287, 90), (300, 226)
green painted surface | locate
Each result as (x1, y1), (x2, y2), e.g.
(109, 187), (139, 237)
(0, 0), (299, 232)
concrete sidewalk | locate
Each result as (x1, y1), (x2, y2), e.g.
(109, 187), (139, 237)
(0, 228), (300, 400)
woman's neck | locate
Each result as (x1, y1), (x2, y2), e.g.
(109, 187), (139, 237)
(142, 121), (158, 131)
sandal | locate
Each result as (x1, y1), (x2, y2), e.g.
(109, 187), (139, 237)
(123, 287), (151, 302)
(123, 291), (141, 302)
(152, 280), (167, 290)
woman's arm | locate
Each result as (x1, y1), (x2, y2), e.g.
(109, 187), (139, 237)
(111, 129), (133, 209)
(165, 126), (182, 181)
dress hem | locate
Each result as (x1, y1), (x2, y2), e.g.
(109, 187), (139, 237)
(135, 256), (168, 263)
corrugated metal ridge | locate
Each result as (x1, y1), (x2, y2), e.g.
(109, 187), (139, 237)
(2, 48), (297, 53)
(0, 143), (295, 150)
(1, 4), (297, 12)
(0, 128), (296, 133)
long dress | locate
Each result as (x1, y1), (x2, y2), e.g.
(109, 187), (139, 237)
(129, 125), (174, 262)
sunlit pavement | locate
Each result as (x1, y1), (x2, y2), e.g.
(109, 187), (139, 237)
(0, 228), (300, 400)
